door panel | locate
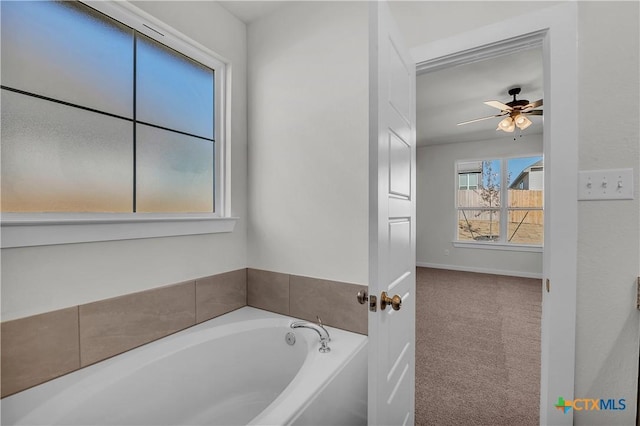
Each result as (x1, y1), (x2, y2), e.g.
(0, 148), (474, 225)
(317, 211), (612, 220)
(369, 1), (416, 425)
(389, 220), (412, 281)
(389, 134), (411, 198)
(388, 39), (412, 123)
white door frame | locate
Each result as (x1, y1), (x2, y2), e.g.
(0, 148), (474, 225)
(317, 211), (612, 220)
(410, 3), (578, 425)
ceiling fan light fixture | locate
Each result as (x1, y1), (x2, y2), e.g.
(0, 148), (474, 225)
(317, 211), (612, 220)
(459, 88), (542, 137)
(498, 116), (515, 132)
(515, 114), (532, 130)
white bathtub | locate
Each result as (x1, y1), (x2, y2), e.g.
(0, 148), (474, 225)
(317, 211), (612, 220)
(1, 307), (368, 426)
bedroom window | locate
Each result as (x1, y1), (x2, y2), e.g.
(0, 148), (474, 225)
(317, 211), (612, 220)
(456, 156), (543, 247)
(0, 0), (233, 248)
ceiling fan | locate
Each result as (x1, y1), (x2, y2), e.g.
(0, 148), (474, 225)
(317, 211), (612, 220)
(458, 87), (543, 132)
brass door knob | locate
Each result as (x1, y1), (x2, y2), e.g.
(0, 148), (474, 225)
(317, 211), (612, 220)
(380, 291), (402, 311)
(357, 290), (377, 312)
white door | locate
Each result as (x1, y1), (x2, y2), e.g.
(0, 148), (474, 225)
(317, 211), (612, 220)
(368, 2), (416, 425)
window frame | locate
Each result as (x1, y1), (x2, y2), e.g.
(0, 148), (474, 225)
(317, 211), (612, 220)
(458, 172), (480, 190)
(0, 0), (236, 248)
(453, 155), (543, 252)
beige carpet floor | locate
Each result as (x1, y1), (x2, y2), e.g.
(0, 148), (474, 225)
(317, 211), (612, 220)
(415, 267), (542, 426)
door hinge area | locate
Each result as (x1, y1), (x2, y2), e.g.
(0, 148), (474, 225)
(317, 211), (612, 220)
(546, 278), (550, 293)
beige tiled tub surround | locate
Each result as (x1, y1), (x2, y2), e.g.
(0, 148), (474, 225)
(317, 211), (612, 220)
(247, 268), (367, 335)
(1, 267), (366, 398)
(196, 269), (247, 323)
(247, 268), (290, 315)
(290, 275), (367, 335)
(79, 281), (196, 367)
(1, 269), (247, 397)
(1, 307), (80, 398)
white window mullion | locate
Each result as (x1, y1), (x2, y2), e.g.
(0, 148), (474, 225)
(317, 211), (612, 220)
(500, 158), (508, 243)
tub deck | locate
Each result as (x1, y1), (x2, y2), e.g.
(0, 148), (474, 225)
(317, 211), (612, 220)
(2, 307), (367, 426)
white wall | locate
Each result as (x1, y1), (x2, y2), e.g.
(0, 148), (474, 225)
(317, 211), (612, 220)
(416, 135), (543, 278)
(389, 1), (562, 50)
(0, 1), (248, 322)
(246, 1), (369, 285)
(392, 1), (640, 424)
(574, 2), (639, 425)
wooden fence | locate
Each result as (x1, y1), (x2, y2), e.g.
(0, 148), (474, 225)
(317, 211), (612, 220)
(457, 190), (543, 225)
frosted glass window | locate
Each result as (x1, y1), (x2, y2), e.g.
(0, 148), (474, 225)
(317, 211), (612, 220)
(0, 1), (134, 117)
(1, 1), (219, 216)
(136, 35), (214, 139)
(1, 90), (133, 212)
(136, 124), (214, 213)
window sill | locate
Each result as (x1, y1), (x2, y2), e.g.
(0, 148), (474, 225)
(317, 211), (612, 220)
(452, 240), (543, 253)
(0, 213), (238, 248)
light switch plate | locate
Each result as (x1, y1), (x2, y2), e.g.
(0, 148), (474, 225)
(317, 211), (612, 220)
(578, 168), (634, 200)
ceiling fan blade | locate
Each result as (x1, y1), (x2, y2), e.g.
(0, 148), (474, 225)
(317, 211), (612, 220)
(484, 100), (512, 111)
(457, 113), (506, 126)
(522, 99), (543, 110)
(523, 109), (543, 116)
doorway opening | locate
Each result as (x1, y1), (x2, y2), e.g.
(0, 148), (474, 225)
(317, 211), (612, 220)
(409, 4), (579, 423)
(414, 43), (544, 424)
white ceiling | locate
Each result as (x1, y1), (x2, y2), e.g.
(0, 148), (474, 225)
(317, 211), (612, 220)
(417, 47), (543, 146)
(218, 1), (286, 24)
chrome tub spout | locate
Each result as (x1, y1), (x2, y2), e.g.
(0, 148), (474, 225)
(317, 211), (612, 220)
(290, 318), (331, 353)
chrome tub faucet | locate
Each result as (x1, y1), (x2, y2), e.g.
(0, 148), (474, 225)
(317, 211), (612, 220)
(290, 316), (331, 353)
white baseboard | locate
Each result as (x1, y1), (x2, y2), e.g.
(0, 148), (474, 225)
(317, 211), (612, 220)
(416, 262), (543, 279)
